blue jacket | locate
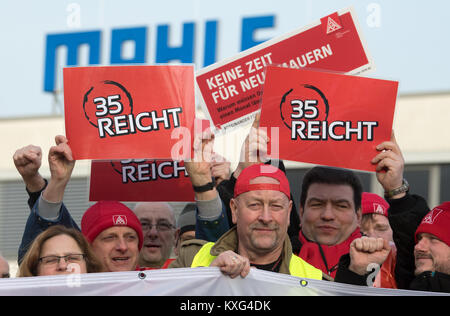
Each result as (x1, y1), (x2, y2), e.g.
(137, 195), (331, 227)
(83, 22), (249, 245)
(195, 200), (229, 242)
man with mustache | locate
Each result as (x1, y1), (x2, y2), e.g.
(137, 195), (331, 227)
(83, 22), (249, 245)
(409, 203), (450, 292)
(170, 163), (389, 282)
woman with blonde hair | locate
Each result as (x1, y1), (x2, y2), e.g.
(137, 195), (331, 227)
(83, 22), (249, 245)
(18, 225), (104, 277)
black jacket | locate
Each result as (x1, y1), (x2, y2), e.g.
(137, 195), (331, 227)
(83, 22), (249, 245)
(410, 271), (450, 293)
(391, 194), (450, 293)
(388, 193), (430, 289)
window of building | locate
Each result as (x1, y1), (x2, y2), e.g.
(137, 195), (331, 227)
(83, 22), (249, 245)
(404, 166), (430, 202)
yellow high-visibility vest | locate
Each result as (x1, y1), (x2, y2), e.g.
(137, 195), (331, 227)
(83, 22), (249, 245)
(191, 242), (322, 280)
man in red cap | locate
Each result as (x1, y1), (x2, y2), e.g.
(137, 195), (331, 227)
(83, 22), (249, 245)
(81, 200), (143, 272)
(335, 133), (449, 292)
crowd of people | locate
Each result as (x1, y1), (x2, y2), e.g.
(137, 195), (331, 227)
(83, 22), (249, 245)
(2, 116), (449, 294)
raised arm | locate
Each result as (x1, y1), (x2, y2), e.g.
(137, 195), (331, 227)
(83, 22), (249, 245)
(42, 135), (75, 203)
(371, 131), (430, 289)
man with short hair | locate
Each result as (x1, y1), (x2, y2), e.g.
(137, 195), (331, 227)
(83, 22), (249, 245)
(134, 202), (176, 269)
(297, 166), (364, 278)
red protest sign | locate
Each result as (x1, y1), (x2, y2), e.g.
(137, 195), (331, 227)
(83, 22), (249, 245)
(259, 66), (398, 172)
(196, 7), (374, 134)
(89, 159), (195, 202)
(64, 65), (195, 160)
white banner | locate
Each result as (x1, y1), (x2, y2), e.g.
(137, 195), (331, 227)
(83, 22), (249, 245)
(0, 267), (446, 296)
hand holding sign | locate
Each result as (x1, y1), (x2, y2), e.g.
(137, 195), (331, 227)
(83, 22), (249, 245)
(371, 131), (405, 197)
(184, 128), (217, 201)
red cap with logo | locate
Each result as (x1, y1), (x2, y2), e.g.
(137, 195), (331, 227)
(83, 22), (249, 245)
(81, 200), (144, 250)
(234, 164), (291, 199)
(415, 202), (450, 247)
(362, 192), (389, 217)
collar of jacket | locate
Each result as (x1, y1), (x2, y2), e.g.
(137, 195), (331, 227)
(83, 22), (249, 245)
(410, 271), (450, 293)
(210, 226), (294, 275)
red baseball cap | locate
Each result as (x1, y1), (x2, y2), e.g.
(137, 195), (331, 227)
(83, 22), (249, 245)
(81, 201), (144, 250)
(415, 202), (450, 247)
(362, 192), (389, 217)
(234, 164), (291, 199)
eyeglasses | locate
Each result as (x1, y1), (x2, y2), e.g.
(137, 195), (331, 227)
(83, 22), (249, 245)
(141, 222), (175, 232)
(38, 254), (86, 265)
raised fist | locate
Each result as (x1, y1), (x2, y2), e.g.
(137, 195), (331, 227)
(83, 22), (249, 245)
(348, 236), (391, 276)
(13, 145), (45, 192)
